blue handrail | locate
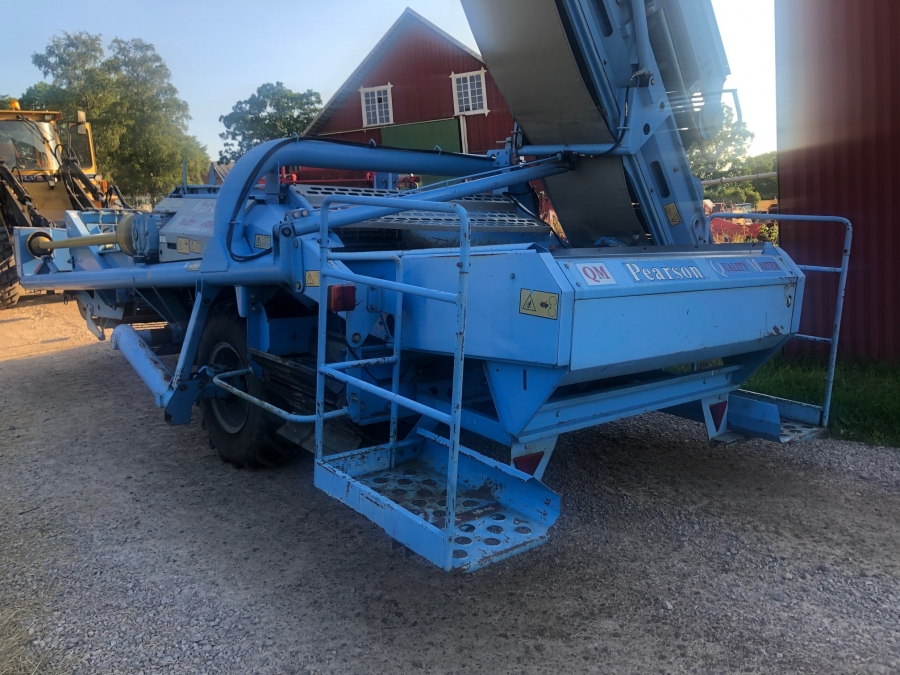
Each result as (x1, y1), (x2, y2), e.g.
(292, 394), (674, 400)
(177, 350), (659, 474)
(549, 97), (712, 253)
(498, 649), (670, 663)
(318, 195), (471, 571)
(713, 212), (852, 427)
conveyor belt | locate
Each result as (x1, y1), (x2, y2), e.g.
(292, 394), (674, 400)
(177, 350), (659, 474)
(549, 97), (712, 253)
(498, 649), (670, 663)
(461, 0), (644, 246)
(293, 185), (550, 231)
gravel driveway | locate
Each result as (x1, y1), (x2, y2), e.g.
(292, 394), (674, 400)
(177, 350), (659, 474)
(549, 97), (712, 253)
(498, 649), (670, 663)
(1, 296), (899, 674)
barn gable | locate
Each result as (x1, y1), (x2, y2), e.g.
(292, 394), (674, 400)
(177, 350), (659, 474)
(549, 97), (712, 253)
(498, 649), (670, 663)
(303, 7), (514, 155)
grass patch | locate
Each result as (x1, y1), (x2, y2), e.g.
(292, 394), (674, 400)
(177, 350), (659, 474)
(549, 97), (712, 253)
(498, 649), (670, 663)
(744, 356), (900, 447)
(0, 607), (59, 675)
(0, 504), (68, 675)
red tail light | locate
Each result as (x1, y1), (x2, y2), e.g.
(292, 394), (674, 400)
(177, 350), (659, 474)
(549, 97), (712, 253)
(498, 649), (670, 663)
(327, 285), (357, 312)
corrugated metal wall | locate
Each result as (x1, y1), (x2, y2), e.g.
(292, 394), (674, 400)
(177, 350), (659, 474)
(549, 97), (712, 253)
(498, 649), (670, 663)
(318, 21), (515, 154)
(775, 0), (900, 360)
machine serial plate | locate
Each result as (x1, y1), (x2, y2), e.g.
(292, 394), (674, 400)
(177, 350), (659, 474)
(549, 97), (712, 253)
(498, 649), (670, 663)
(519, 289), (558, 320)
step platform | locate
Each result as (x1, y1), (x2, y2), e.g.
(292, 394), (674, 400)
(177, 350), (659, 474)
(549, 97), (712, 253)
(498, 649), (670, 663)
(314, 433), (560, 572)
(729, 390), (827, 443)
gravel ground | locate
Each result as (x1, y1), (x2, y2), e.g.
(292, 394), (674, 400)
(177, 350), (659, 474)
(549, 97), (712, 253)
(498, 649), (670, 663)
(1, 295), (900, 674)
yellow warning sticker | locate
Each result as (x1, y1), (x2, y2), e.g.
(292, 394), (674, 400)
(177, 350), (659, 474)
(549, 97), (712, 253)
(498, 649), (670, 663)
(253, 234), (271, 250)
(305, 270), (320, 288)
(519, 289), (559, 320)
(189, 239), (202, 254)
(176, 237), (190, 254)
(664, 202), (683, 226)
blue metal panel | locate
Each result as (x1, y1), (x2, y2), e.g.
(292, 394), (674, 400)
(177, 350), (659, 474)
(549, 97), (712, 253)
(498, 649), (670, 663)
(569, 285), (793, 376)
(520, 366), (740, 442)
(483, 363), (566, 436)
(399, 249), (570, 366)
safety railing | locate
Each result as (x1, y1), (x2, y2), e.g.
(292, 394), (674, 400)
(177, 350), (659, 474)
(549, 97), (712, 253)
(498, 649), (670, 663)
(211, 368), (349, 423)
(713, 213), (852, 427)
(317, 195), (471, 571)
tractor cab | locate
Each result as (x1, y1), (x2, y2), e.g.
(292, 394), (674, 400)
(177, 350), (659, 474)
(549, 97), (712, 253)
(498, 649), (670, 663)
(0, 103), (115, 309)
(0, 111), (64, 173)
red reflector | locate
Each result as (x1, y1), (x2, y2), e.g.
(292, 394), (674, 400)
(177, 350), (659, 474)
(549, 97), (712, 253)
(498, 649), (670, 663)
(709, 400), (727, 432)
(327, 285), (356, 312)
(513, 451), (544, 476)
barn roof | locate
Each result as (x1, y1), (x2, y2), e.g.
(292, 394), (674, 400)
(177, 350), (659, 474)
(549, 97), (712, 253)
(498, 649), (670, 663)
(302, 7), (482, 137)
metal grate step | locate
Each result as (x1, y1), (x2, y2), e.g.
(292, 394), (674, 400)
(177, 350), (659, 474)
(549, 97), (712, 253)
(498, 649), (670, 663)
(315, 434), (560, 572)
(779, 420), (826, 443)
(730, 390), (828, 444)
(359, 460), (547, 560)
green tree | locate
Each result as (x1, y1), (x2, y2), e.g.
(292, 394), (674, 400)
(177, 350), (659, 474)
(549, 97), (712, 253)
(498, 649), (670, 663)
(24, 31), (209, 200)
(99, 37), (207, 196)
(688, 105), (754, 181)
(704, 183), (761, 207)
(18, 81), (59, 111)
(31, 32), (105, 89)
(688, 106), (777, 207)
(0, 95), (13, 110)
(741, 151), (778, 200)
(219, 82), (322, 163)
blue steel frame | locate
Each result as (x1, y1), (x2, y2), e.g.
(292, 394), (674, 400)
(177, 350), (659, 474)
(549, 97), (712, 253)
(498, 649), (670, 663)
(714, 213), (853, 427)
(317, 195), (471, 571)
(527, 0), (734, 247)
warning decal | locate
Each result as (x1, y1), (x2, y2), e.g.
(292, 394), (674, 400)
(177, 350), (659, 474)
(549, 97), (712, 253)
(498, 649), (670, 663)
(519, 289), (558, 320)
(254, 234), (272, 250)
(664, 202), (683, 226)
(189, 239), (202, 254)
(305, 270), (320, 287)
(176, 237), (190, 254)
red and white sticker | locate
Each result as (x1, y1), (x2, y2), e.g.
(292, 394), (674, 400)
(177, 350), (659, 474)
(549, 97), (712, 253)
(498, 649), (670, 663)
(575, 262), (618, 286)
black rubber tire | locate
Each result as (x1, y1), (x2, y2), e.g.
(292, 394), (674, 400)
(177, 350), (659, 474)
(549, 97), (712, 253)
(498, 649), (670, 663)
(0, 217), (20, 310)
(197, 302), (299, 468)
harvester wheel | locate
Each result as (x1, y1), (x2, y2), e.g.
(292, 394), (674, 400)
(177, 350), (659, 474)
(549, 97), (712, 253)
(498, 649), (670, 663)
(197, 303), (298, 468)
(0, 217), (21, 310)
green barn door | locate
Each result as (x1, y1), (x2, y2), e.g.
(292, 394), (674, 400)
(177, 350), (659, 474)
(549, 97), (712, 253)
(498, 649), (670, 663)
(381, 119), (461, 185)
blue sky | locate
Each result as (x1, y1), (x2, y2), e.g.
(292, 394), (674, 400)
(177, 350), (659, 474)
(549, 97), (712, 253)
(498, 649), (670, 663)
(0, 0), (776, 158)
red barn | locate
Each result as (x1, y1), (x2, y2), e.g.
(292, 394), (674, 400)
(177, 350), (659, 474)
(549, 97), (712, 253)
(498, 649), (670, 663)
(302, 8), (516, 175)
(776, 0), (900, 361)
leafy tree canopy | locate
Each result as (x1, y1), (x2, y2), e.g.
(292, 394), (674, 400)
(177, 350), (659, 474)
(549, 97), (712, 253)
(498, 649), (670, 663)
(10, 31), (209, 200)
(219, 82), (322, 163)
(688, 106), (777, 207)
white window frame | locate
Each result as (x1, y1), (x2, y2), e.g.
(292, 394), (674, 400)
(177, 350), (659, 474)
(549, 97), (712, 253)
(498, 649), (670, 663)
(360, 83), (394, 128)
(450, 69), (489, 116)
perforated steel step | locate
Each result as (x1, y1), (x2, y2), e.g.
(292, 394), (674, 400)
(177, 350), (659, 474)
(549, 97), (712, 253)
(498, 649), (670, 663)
(358, 460), (548, 567)
(314, 436), (560, 572)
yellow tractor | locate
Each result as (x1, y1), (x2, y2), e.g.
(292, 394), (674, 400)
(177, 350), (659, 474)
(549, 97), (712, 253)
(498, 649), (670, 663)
(0, 101), (126, 308)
